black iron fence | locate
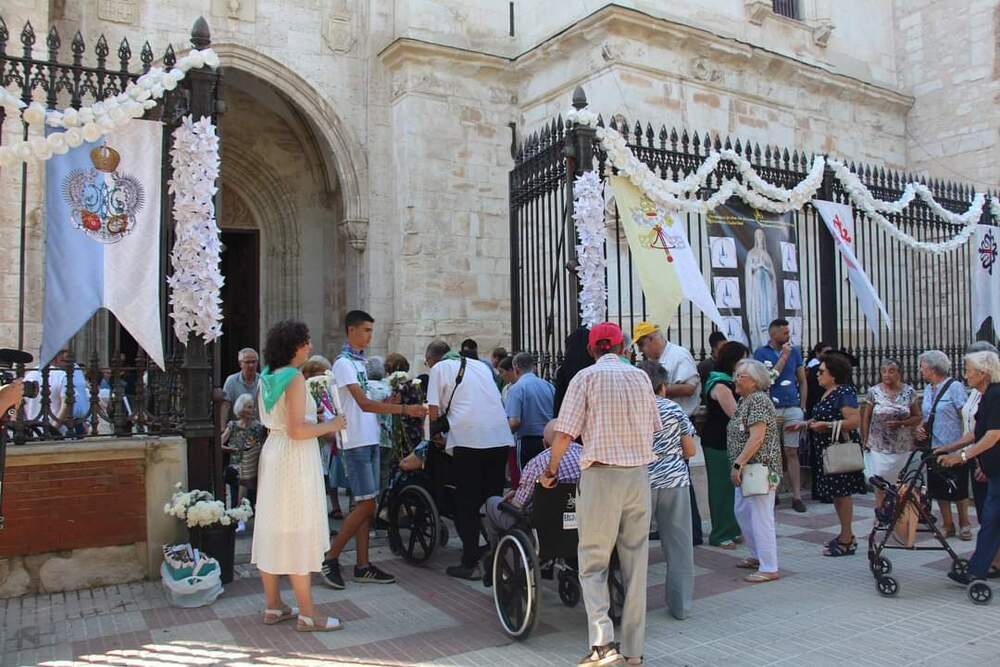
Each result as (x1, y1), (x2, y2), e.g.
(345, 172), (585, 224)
(0, 17), (220, 447)
(510, 88), (997, 390)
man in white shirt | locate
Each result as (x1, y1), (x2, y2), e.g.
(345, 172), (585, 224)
(426, 340), (513, 579)
(633, 322), (701, 415)
(321, 310), (427, 590)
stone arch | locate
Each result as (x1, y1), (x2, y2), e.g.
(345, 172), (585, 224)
(210, 43), (368, 225)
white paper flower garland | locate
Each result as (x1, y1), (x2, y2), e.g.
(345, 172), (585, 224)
(570, 108), (994, 255)
(167, 115), (224, 343)
(0, 48), (219, 167)
(572, 171), (607, 327)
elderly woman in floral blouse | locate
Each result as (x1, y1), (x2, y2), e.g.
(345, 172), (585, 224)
(727, 359), (783, 583)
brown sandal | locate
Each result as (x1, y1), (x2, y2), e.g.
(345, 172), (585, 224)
(735, 558), (760, 569)
(744, 572), (780, 583)
(295, 615), (344, 632)
(263, 606), (298, 625)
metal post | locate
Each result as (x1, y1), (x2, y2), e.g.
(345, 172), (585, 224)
(563, 85), (595, 331)
(181, 17), (221, 496)
(817, 164), (839, 349)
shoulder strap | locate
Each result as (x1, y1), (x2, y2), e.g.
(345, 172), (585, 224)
(928, 378), (955, 420)
(441, 357), (467, 419)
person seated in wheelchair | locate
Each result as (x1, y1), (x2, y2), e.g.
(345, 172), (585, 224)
(482, 420), (583, 559)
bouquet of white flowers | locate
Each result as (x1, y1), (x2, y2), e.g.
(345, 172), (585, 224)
(164, 483), (253, 528)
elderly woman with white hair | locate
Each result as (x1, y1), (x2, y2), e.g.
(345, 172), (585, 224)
(918, 349), (971, 540)
(727, 358), (782, 583)
(936, 349), (1000, 580)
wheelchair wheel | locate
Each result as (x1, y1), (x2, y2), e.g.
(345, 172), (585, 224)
(558, 570), (581, 607)
(608, 550), (625, 626)
(389, 484), (440, 563)
(492, 529), (540, 639)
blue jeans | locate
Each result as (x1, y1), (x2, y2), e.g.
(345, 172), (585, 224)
(342, 445), (381, 501)
(969, 476), (1000, 579)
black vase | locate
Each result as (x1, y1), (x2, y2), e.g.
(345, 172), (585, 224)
(189, 524), (236, 584)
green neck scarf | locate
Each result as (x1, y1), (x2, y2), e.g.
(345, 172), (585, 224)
(444, 351), (462, 361)
(704, 370), (733, 398)
(259, 366), (299, 412)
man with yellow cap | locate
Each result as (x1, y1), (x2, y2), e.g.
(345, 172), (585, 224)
(632, 322), (701, 416)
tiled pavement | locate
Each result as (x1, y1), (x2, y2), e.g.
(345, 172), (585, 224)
(3, 495), (999, 667)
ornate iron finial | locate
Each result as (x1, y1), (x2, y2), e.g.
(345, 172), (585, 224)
(46, 25), (60, 52)
(71, 30), (85, 58)
(572, 85), (587, 110)
(140, 41), (153, 72)
(118, 36), (131, 67)
(21, 21), (36, 48)
(191, 16), (211, 49)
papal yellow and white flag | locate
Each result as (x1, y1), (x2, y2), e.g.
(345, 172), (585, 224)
(609, 176), (724, 332)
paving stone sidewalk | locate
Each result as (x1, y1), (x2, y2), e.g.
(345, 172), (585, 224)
(3, 495), (999, 666)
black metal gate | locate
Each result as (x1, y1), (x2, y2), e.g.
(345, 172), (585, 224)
(510, 87), (997, 389)
(0, 16), (222, 489)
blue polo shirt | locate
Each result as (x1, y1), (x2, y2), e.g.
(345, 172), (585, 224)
(504, 372), (555, 438)
(753, 344), (802, 408)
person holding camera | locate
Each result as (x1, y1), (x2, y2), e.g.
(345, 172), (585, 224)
(426, 339), (513, 580)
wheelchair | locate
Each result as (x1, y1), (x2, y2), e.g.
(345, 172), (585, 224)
(490, 482), (625, 639)
(377, 444), (455, 563)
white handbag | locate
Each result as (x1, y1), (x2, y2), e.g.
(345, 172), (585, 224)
(823, 420), (865, 474)
(740, 463), (771, 496)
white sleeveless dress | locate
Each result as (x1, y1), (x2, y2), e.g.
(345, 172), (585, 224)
(251, 383), (328, 575)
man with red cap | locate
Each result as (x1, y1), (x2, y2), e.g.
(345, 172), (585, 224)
(543, 322), (660, 666)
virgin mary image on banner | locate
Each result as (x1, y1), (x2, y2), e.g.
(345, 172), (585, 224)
(745, 228), (779, 348)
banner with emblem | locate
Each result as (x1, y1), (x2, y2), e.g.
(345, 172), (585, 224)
(608, 176), (725, 334)
(41, 119), (164, 369)
(972, 224), (999, 338)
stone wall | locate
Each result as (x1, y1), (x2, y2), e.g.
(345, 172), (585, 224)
(0, 437), (187, 597)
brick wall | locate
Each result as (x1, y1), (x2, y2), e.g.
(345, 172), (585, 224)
(0, 458), (146, 557)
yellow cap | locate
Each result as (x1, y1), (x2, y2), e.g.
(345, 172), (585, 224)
(632, 321), (660, 343)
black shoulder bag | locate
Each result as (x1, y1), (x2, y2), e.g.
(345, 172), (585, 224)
(429, 357), (466, 437)
(916, 378), (955, 450)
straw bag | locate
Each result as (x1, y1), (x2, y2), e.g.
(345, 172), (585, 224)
(822, 420), (864, 474)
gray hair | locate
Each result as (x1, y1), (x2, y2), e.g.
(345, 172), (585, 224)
(366, 355), (386, 381)
(233, 393), (255, 415)
(513, 352), (536, 372)
(918, 349), (951, 377)
(965, 351), (1000, 383)
(638, 360), (670, 394)
(967, 341), (999, 355)
(238, 347), (258, 361)
(879, 358), (901, 371)
(425, 340), (450, 361)
(734, 359), (772, 392)
(307, 355), (331, 370)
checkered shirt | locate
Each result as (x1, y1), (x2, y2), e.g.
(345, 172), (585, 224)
(513, 442), (583, 509)
(554, 354), (660, 469)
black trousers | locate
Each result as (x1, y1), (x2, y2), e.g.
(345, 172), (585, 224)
(452, 446), (508, 567)
(516, 436), (545, 472)
(689, 472), (704, 546)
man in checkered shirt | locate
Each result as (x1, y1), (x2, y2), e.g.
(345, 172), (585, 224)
(542, 322), (661, 667)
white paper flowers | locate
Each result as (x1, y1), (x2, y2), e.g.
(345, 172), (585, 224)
(566, 107), (598, 127)
(167, 115), (224, 344)
(164, 485), (253, 528)
(0, 47), (219, 167)
(572, 171), (607, 327)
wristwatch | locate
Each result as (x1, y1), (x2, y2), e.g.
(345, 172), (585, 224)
(732, 462), (742, 470)
(960, 449), (968, 464)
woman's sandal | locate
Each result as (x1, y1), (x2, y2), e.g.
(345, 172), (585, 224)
(823, 537), (857, 557)
(295, 615), (344, 632)
(958, 526), (973, 541)
(735, 558), (760, 570)
(744, 572), (780, 584)
(717, 540), (738, 550)
(987, 566), (1000, 580)
(262, 606), (299, 625)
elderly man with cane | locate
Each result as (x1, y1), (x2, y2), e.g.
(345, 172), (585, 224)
(543, 322), (660, 667)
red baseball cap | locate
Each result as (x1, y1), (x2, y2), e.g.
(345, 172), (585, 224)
(588, 322), (624, 348)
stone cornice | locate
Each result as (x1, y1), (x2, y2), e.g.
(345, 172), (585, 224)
(378, 37), (512, 73)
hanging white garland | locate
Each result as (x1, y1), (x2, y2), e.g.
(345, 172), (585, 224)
(572, 171), (607, 327)
(0, 48), (220, 167)
(167, 115), (224, 343)
(569, 107), (995, 254)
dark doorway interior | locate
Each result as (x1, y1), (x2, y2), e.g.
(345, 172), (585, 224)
(219, 230), (261, 379)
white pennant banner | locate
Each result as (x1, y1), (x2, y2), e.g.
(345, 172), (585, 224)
(812, 200), (892, 340)
(972, 224), (1000, 338)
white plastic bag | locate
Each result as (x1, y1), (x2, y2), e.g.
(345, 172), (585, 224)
(160, 554), (223, 608)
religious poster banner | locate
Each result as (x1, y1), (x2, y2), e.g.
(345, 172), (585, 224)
(41, 119), (165, 369)
(608, 176), (725, 333)
(812, 200), (891, 340)
(972, 224), (999, 337)
(706, 202), (800, 349)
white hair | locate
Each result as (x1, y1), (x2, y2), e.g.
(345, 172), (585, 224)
(233, 393), (255, 415)
(366, 355), (386, 381)
(918, 349), (951, 376)
(965, 351), (1000, 383)
(735, 358), (772, 392)
(237, 347), (258, 361)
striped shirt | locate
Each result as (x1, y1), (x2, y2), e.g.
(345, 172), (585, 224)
(649, 397), (694, 489)
(513, 443), (583, 509)
(555, 354), (660, 469)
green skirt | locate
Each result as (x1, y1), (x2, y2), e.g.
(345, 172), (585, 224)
(704, 446), (741, 545)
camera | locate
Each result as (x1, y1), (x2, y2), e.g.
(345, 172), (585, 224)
(0, 349), (39, 400)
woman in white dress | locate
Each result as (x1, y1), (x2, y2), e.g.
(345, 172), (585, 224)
(252, 320), (346, 632)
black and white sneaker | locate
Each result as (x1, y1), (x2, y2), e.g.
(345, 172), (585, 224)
(353, 563), (396, 584)
(321, 558), (345, 589)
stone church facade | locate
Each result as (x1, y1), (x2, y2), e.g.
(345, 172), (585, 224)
(1, 0), (996, 372)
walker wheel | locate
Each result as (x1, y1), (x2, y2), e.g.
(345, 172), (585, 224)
(951, 559), (969, 578)
(876, 576), (899, 597)
(558, 571), (581, 607)
(871, 557), (892, 576)
(967, 581), (992, 606)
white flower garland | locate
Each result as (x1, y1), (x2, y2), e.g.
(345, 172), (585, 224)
(0, 48), (219, 167)
(572, 171), (607, 327)
(167, 115), (223, 343)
